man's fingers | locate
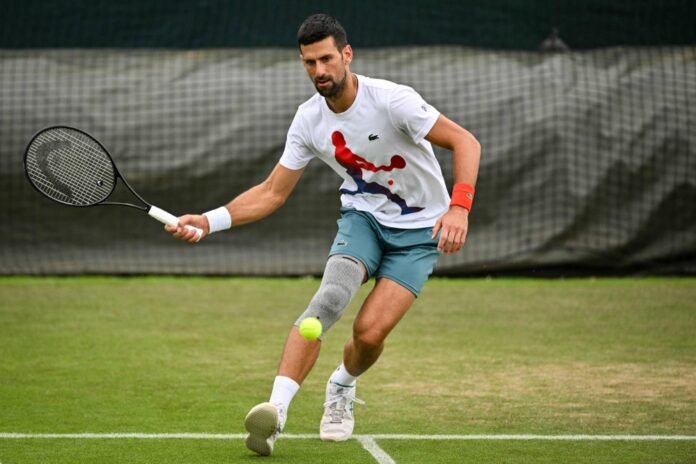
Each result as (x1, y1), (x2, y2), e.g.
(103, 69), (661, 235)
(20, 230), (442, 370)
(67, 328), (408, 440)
(433, 210), (469, 254)
(431, 220), (442, 240)
(445, 234), (457, 254)
(438, 225), (468, 254)
(452, 228), (468, 253)
(437, 228), (449, 252)
(451, 229), (465, 253)
(163, 214), (206, 244)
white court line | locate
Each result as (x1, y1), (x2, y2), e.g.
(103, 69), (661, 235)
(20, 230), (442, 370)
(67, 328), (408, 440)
(363, 434), (696, 441)
(1, 433), (694, 440)
(356, 436), (397, 464)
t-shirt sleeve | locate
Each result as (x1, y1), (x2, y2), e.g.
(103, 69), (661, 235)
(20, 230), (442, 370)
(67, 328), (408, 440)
(279, 110), (315, 170)
(388, 86), (441, 144)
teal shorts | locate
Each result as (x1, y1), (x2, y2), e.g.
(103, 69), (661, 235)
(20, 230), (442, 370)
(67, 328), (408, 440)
(328, 208), (441, 296)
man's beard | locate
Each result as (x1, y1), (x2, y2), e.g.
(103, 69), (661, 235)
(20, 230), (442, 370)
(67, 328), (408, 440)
(314, 71), (348, 98)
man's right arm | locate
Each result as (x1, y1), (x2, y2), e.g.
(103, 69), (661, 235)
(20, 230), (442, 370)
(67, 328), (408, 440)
(167, 163), (305, 242)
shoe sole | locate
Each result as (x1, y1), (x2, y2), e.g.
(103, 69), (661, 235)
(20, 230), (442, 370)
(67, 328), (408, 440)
(320, 420), (353, 442)
(320, 431), (352, 442)
(244, 402), (278, 456)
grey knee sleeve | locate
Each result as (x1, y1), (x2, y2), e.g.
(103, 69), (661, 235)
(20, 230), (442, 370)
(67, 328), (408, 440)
(295, 254), (366, 336)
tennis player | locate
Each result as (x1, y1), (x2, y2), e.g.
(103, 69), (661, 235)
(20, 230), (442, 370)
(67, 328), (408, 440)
(167, 13), (481, 456)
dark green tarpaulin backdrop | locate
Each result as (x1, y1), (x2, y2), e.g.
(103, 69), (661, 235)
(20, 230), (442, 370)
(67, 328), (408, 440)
(1, 1), (695, 275)
(2, 0), (696, 50)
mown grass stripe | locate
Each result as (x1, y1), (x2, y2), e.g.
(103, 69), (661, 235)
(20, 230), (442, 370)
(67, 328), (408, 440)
(1, 433), (694, 441)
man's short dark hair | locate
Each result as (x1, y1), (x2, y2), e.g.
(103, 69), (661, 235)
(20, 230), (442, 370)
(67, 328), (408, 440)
(297, 14), (348, 50)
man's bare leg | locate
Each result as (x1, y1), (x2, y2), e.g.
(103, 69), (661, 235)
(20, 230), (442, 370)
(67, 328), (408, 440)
(277, 326), (321, 383)
(244, 326), (322, 456)
(321, 277), (416, 441)
(274, 277), (413, 388)
(344, 277), (416, 376)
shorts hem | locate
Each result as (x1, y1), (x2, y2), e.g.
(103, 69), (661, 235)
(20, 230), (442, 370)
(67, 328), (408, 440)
(375, 273), (422, 298)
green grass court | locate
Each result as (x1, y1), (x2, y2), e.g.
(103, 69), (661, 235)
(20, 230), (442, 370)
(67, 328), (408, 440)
(1, 277), (695, 462)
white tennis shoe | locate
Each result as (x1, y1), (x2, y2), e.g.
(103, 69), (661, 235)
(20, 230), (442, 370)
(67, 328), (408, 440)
(244, 402), (285, 456)
(320, 381), (364, 441)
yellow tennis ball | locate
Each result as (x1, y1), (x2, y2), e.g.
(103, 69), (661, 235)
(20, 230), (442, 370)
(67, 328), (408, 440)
(299, 317), (322, 341)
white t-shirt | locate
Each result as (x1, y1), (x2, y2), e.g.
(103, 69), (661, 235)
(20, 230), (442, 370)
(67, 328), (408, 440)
(279, 74), (450, 229)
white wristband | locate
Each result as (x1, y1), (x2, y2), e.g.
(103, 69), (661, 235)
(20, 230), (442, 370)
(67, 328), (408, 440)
(203, 206), (232, 234)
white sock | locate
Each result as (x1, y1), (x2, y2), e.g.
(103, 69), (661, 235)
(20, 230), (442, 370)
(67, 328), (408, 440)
(329, 363), (358, 387)
(269, 375), (300, 412)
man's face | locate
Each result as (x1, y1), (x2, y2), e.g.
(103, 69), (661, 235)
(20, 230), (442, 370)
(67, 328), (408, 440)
(300, 36), (352, 98)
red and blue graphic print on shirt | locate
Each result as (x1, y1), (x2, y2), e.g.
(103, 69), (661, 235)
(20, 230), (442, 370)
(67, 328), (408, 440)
(331, 131), (424, 215)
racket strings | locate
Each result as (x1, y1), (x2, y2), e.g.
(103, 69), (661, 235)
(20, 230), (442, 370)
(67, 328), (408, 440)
(54, 131), (114, 203)
(26, 128), (116, 206)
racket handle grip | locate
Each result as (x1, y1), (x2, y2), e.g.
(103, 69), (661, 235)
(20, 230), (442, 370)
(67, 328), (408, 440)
(148, 205), (203, 241)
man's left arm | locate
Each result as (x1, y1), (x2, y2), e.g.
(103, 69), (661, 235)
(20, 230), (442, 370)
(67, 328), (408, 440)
(425, 115), (481, 254)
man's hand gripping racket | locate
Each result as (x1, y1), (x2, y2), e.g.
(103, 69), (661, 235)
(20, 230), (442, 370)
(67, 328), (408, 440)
(23, 126), (204, 241)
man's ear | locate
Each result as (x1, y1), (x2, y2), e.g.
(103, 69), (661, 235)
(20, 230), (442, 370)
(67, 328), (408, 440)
(342, 44), (353, 64)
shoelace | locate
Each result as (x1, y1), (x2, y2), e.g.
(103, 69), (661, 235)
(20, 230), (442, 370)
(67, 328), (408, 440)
(323, 388), (365, 423)
(270, 404), (286, 438)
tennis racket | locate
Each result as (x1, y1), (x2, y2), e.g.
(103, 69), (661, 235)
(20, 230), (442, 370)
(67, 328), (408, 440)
(23, 125), (203, 240)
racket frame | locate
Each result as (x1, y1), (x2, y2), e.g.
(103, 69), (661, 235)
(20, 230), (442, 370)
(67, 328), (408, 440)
(23, 125), (203, 238)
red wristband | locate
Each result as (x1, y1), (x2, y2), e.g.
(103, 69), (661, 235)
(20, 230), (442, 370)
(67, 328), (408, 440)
(450, 183), (475, 211)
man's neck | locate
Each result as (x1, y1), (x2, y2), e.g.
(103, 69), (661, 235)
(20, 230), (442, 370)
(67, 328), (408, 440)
(326, 73), (358, 113)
